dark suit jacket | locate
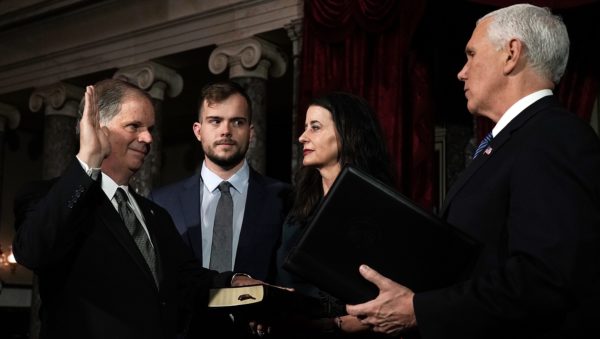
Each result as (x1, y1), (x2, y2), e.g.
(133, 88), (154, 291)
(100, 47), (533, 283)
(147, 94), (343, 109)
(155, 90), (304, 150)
(13, 160), (233, 339)
(149, 167), (291, 283)
(414, 96), (600, 339)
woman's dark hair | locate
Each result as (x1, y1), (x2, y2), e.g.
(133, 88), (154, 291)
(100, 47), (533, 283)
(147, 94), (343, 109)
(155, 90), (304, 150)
(290, 91), (394, 224)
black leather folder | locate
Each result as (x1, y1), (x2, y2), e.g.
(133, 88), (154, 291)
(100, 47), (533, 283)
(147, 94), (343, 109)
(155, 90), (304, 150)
(283, 165), (481, 304)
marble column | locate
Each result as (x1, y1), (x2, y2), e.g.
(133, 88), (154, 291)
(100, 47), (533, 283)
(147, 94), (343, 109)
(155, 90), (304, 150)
(29, 83), (83, 180)
(208, 37), (288, 174)
(285, 19), (303, 182)
(113, 62), (183, 196)
(27, 82), (82, 339)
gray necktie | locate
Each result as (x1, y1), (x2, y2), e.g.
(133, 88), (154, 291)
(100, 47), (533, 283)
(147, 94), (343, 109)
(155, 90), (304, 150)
(210, 181), (233, 272)
(114, 188), (158, 286)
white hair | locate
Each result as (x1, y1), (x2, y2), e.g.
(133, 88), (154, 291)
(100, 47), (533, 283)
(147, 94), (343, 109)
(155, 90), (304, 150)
(479, 3), (570, 84)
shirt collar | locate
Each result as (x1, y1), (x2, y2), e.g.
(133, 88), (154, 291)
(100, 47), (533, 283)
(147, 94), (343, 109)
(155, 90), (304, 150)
(492, 89), (552, 137)
(201, 159), (249, 193)
(101, 172), (130, 200)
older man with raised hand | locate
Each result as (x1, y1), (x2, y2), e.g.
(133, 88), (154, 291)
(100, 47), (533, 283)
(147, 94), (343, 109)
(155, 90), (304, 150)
(13, 78), (259, 339)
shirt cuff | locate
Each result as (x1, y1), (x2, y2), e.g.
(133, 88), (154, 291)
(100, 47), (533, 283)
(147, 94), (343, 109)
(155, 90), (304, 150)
(76, 156), (101, 181)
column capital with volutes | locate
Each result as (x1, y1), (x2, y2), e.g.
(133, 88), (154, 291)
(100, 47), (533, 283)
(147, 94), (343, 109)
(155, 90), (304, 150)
(29, 82), (84, 118)
(113, 62), (183, 100)
(208, 37), (288, 80)
(0, 102), (20, 131)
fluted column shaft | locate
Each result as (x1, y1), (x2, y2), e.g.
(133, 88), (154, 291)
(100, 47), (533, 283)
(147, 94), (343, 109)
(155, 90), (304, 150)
(29, 83), (83, 179)
(27, 82), (82, 339)
(285, 19), (303, 181)
(233, 77), (267, 171)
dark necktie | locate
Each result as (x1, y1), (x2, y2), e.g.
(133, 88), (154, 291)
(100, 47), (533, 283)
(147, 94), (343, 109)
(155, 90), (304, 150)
(210, 181), (233, 272)
(114, 188), (158, 286)
(473, 132), (493, 159)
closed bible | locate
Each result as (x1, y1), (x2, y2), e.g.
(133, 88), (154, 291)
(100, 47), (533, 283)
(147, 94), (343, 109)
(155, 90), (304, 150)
(283, 165), (481, 305)
(208, 284), (323, 320)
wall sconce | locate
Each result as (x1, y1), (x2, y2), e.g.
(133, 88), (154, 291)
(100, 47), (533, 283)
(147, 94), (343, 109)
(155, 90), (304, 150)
(0, 244), (17, 274)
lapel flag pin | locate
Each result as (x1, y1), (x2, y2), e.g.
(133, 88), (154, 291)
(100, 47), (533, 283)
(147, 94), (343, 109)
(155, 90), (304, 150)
(484, 147), (493, 156)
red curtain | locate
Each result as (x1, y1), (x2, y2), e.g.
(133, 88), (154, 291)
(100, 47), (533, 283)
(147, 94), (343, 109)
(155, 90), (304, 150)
(299, 0), (599, 210)
(299, 0), (434, 209)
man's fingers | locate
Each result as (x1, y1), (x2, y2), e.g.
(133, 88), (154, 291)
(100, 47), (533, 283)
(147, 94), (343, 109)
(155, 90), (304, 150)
(346, 298), (376, 320)
(83, 86), (98, 125)
(89, 86), (98, 128)
(346, 265), (393, 319)
(358, 264), (388, 287)
(83, 88), (90, 119)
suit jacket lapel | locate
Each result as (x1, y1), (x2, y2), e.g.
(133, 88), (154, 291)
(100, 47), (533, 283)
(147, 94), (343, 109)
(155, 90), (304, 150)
(441, 96), (556, 217)
(98, 191), (158, 288)
(133, 191), (163, 287)
(441, 147), (495, 216)
(181, 174), (204, 263)
(235, 168), (265, 270)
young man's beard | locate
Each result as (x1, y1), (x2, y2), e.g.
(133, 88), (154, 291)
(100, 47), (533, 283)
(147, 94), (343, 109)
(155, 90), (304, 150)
(205, 148), (247, 170)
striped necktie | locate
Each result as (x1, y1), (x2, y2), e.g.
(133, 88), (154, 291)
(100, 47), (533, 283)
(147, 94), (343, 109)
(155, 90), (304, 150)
(114, 188), (158, 286)
(473, 132), (493, 159)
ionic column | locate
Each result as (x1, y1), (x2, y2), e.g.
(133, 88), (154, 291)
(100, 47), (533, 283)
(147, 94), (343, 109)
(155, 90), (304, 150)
(113, 62), (183, 196)
(285, 19), (303, 181)
(208, 37), (288, 174)
(28, 82), (82, 339)
(29, 83), (83, 180)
